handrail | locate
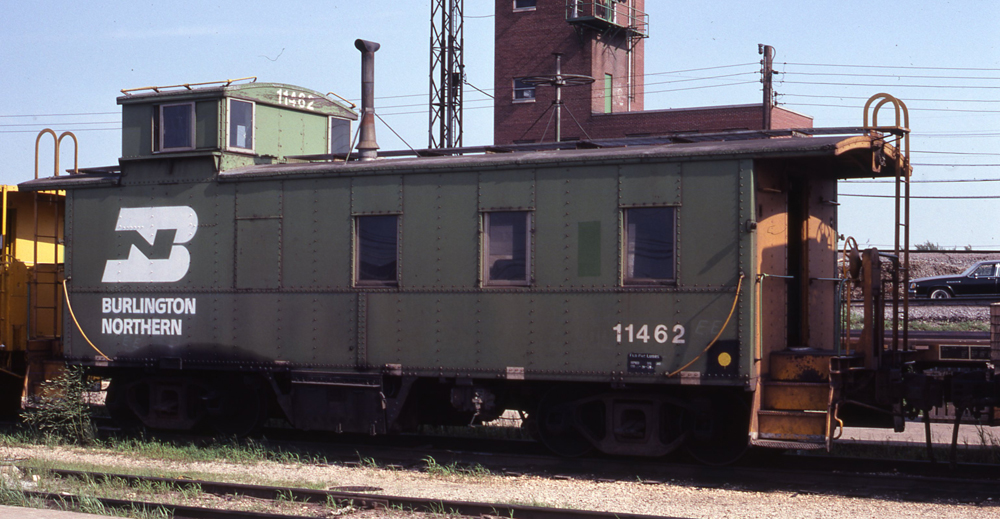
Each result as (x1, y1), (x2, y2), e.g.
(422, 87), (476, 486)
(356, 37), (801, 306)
(35, 128), (78, 178)
(121, 76), (257, 95)
(326, 91), (357, 110)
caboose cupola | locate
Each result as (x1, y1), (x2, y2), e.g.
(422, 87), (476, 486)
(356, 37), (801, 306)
(117, 79), (357, 171)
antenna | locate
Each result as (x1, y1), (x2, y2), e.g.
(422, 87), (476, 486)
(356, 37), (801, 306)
(429, 0), (464, 149)
(521, 54), (595, 142)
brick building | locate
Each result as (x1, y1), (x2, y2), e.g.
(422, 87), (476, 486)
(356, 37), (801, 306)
(493, 0), (812, 144)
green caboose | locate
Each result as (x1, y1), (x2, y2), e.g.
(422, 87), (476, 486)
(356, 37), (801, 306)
(24, 77), (908, 462)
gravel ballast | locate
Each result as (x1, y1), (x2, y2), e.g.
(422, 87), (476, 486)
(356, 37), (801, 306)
(3, 444), (997, 519)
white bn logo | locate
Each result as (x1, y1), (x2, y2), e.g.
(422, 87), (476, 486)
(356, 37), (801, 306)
(102, 206), (199, 283)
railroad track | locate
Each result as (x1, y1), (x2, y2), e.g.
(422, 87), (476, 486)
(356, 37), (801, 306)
(92, 421), (1000, 499)
(22, 468), (686, 519)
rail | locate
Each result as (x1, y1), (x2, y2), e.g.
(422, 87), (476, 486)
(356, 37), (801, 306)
(33, 468), (685, 519)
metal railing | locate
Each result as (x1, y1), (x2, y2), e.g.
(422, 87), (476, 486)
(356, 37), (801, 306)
(566, 1), (649, 36)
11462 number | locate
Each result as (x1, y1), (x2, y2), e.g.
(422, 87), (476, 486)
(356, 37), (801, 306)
(612, 323), (686, 344)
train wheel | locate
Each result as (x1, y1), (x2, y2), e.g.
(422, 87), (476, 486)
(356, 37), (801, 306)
(206, 376), (267, 437)
(104, 378), (143, 431)
(531, 389), (594, 457)
(685, 391), (750, 465)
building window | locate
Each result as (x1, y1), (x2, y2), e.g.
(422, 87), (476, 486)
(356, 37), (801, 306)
(227, 99), (255, 152)
(513, 0), (537, 10)
(156, 102), (195, 152)
(484, 211), (530, 286)
(623, 207), (675, 284)
(513, 78), (536, 103)
(604, 74), (613, 113)
(356, 215), (398, 286)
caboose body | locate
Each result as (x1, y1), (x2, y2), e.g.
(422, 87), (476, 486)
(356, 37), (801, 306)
(23, 76), (934, 462)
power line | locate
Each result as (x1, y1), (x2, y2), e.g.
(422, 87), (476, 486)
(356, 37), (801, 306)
(0, 128), (121, 134)
(912, 151), (1000, 156)
(0, 111), (119, 118)
(780, 93), (1000, 104)
(780, 71), (1000, 81)
(781, 62), (1000, 72)
(842, 178), (1000, 184)
(643, 62), (758, 77)
(912, 163), (1000, 167)
(782, 102), (1000, 113)
(782, 80), (1000, 90)
(644, 71), (758, 88)
(841, 193), (1000, 199)
(0, 121), (119, 128)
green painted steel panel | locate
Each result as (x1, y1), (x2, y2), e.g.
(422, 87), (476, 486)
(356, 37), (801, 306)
(225, 83), (356, 120)
(619, 162), (682, 207)
(68, 180), (235, 291)
(299, 113), (330, 156)
(280, 294), (356, 366)
(61, 144), (756, 382)
(236, 181), (282, 218)
(352, 175), (402, 214)
(678, 161), (740, 287)
(236, 219), (280, 289)
(472, 294), (532, 369)
(235, 181), (282, 289)
(119, 157), (218, 185)
(232, 294), (283, 358)
(401, 174), (478, 288)
(534, 166), (618, 287)
(260, 108), (330, 159)
(120, 105), (151, 158)
(479, 169), (535, 210)
(282, 178), (352, 288)
(366, 293), (481, 370)
(577, 221), (601, 277)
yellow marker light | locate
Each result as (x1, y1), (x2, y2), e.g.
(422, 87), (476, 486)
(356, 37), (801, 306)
(718, 352), (732, 368)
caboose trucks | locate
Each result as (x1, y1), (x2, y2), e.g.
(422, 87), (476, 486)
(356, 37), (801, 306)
(22, 75), (940, 462)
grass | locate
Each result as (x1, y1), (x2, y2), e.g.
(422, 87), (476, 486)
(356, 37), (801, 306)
(0, 472), (172, 519)
(422, 456), (493, 480)
(21, 365), (97, 446)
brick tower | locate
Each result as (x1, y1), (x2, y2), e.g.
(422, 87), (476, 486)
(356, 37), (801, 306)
(493, 1), (811, 144)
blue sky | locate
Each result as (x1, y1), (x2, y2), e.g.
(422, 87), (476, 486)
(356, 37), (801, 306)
(2, 1), (998, 249)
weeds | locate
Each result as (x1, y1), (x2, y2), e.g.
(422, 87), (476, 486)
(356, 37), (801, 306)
(423, 456), (493, 479)
(356, 452), (380, 468)
(103, 435), (316, 465)
(21, 365), (96, 446)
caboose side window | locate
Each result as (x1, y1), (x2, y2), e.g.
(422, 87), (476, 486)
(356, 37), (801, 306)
(623, 207), (675, 284)
(158, 102), (195, 152)
(484, 211), (531, 286)
(227, 99), (255, 152)
(355, 215), (398, 286)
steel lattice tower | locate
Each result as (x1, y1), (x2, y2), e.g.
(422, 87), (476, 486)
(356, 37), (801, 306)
(429, 0), (463, 149)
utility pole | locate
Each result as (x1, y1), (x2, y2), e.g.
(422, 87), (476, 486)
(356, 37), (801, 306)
(429, 0), (464, 148)
(759, 44), (775, 130)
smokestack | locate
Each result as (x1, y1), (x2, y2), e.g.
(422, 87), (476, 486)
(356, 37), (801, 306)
(355, 39), (381, 161)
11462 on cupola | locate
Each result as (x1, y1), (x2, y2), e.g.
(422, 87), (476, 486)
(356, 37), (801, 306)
(19, 41), (1000, 464)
